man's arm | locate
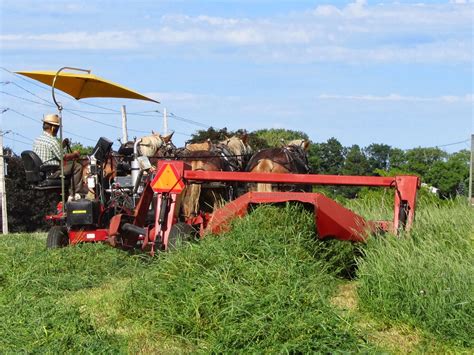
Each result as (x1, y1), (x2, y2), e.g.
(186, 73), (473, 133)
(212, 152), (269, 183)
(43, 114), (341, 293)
(51, 139), (80, 161)
(64, 151), (81, 161)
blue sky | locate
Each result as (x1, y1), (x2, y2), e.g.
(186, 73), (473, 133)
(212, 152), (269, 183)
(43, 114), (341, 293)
(0, 0), (472, 153)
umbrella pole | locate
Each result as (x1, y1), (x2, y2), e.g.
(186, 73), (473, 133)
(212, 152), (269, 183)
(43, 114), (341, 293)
(51, 67), (91, 214)
(58, 108), (66, 211)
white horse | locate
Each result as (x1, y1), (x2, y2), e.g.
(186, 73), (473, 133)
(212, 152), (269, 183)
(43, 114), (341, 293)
(138, 131), (175, 157)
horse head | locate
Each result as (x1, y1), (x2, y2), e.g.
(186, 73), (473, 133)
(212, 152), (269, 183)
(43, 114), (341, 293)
(287, 139), (310, 151)
(219, 134), (253, 169)
(185, 139), (213, 152)
(139, 131), (176, 157)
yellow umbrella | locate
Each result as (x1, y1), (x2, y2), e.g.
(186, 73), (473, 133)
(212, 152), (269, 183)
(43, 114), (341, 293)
(15, 67), (159, 211)
(15, 70), (159, 103)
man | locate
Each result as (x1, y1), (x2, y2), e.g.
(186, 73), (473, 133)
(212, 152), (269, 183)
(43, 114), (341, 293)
(33, 113), (85, 200)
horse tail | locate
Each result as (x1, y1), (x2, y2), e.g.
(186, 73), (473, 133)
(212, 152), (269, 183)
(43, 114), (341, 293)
(257, 182), (272, 192)
(254, 159), (274, 192)
(182, 183), (202, 218)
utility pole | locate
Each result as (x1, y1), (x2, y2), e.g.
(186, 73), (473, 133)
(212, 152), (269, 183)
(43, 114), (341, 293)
(121, 105), (128, 142)
(469, 134), (474, 205)
(163, 107), (168, 135)
(0, 130), (9, 234)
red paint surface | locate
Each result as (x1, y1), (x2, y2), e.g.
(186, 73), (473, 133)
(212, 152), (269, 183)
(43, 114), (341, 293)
(69, 229), (108, 244)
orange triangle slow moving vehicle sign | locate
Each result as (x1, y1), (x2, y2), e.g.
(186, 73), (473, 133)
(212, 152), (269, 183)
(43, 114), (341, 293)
(151, 163), (185, 193)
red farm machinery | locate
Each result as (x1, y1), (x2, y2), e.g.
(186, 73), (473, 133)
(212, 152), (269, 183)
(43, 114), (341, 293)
(25, 143), (420, 253)
(106, 160), (420, 255)
(17, 68), (421, 254)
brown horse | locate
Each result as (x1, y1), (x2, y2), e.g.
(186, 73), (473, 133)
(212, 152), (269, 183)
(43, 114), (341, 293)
(246, 139), (311, 192)
(178, 135), (252, 219)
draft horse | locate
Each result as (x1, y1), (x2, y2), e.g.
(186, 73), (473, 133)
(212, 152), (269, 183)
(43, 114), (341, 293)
(246, 139), (311, 192)
(178, 135), (253, 219)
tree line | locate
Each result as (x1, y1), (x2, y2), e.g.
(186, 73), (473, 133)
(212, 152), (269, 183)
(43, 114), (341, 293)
(190, 127), (470, 199)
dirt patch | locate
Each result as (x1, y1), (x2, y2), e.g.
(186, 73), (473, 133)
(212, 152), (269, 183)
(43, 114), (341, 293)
(330, 282), (358, 311)
(363, 320), (421, 353)
(66, 279), (193, 353)
(331, 281), (421, 353)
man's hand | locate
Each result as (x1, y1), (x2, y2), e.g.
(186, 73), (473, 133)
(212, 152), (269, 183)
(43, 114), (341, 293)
(64, 150), (81, 161)
(62, 138), (70, 148)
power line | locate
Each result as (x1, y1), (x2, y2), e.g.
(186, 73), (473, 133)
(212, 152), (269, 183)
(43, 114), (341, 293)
(65, 108), (157, 135)
(4, 80), (123, 115)
(169, 112), (210, 128)
(64, 109), (123, 129)
(10, 131), (33, 142)
(0, 90), (55, 107)
(5, 108), (97, 143)
(132, 109), (211, 129)
(10, 81), (52, 105)
(4, 136), (31, 146)
(1, 68), (196, 137)
(2, 69), (209, 129)
(437, 139), (470, 148)
(3, 107), (41, 123)
(0, 89), (146, 133)
(173, 131), (192, 137)
(65, 108), (118, 115)
(1, 88), (157, 134)
(1, 67), (120, 113)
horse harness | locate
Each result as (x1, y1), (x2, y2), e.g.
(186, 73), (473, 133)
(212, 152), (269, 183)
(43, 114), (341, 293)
(246, 145), (310, 174)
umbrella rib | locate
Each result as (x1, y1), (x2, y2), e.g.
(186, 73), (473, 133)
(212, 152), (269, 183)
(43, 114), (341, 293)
(76, 78), (88, 100)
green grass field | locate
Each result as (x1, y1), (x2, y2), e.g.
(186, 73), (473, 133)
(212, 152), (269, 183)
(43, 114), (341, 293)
(0, 195), (472, 353)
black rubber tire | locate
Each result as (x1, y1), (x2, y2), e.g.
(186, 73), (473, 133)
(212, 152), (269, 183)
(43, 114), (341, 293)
(167, 222), (196, 250)
(46, 226), (69, 249)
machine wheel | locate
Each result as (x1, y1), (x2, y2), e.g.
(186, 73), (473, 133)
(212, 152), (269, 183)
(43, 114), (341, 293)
(46, 226), (69, 249)
(167, 222), (197, 250)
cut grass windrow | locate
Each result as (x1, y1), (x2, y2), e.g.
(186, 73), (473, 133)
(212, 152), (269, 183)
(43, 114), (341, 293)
(0, 198), (472, 352)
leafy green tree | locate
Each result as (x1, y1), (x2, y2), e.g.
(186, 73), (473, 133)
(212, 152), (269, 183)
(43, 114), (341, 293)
(189, 127), (268, 150)
(310, 138), (345, 175)
(404, 147), (447, 177)
(70, 142), (94, 156)
(189, 127), (234, 143)
(343, 145), (370, 176)
(364, 143), (392, 173)
(253, 128), (309, 148)
(339, 144), (370, 198)
(425, 150), (469, 198)
(388, 148), (406, 169)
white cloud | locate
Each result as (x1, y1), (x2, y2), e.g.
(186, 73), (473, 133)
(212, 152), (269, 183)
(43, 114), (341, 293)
(1, 1), (472, 64)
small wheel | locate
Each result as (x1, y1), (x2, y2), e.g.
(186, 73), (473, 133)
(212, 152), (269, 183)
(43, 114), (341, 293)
(167, 222), (196, 250)
(47, 226), (69, 249)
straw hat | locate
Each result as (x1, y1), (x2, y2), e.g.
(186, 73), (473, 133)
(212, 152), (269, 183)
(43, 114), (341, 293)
(43, 113), (60, 126)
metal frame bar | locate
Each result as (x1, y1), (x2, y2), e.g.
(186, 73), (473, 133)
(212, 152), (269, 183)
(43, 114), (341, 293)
(185, 170), (398, 187)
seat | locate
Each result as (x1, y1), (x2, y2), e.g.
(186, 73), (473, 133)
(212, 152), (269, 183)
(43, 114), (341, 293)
(118, 141), (134, 159)
(21, 150), (64, 190)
